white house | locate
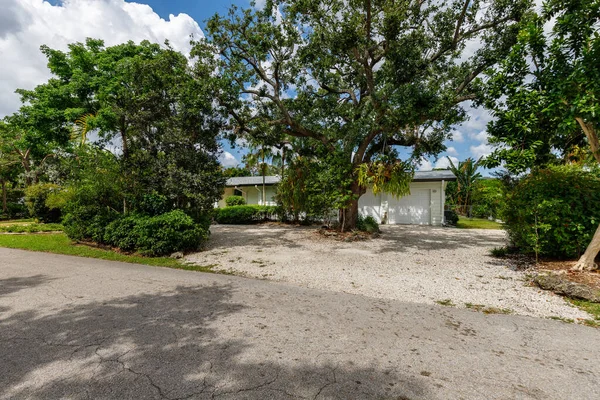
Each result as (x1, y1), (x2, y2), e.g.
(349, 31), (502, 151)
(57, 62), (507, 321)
(219, 170), (456, 226)
(218, 176), (280, 208)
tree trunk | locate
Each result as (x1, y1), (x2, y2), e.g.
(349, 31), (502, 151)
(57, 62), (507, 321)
(339, 181), (364, 231)
(575, 117), (600, 163)
(572, 118), (600, 271)
(572, 222), (600, 271)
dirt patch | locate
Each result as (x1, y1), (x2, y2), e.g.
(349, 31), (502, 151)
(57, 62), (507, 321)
(535, 260), (600, 290)
(529, 260), (600, 305)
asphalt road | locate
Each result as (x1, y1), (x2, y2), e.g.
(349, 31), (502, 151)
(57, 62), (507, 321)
(0, 248), (598, 400)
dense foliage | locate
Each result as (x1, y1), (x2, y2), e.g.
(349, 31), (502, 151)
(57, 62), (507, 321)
(276, 156), (349, 224)
(470, 179), (506, 219)
(445, 158), (483, 215)
(504, 166), (600, 259)
(225, 195), (246, 206)
(103, 211), (208, 256)
(444, 210), (459, 226)
(482, 0), (600, 270)
(484, 0), (600, 172)
(2, 40), (226, 255)
(356, 215), (380, 233)
(198, 0), (530, 228)
(214, 205), (278, 224)
(24, 183), (62, 223)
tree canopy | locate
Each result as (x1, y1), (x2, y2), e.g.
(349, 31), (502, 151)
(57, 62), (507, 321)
(483, 0), (600, 173)
(196, 0), (531, 227)
(482, 0), (600, 269)
(4, 39), (226, 215)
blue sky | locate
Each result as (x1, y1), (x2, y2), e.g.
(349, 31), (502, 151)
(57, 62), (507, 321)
(1, 0), (495, 172)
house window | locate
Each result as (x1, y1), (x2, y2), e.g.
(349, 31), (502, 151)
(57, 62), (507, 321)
(234, 188), (243, 197)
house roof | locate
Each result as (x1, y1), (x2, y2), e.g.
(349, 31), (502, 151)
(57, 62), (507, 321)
(412, 170), (457, 181)
(226, 176), (281, 186)
(225, 170), (455, 187)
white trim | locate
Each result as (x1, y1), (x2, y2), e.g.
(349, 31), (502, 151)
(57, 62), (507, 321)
(441, 179), (445, 224)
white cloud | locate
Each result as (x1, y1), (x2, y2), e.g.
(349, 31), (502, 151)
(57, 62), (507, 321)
(468, 130), (489, 144)
(470, 143), (494, 159)
(457, 103), (494, 133)
(451, 130), (465, 143)
(253, 0), (267, 9)
(0, 0), (204, 117)
(417, 159), (433, 171)
(219, 151), (240, 167)
(435, 156), (458, 170)
(446, 146), (458, 156)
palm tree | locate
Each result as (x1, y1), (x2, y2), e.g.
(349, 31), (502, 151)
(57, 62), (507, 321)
(71, 113), (97, 147)
(447, 157), (483, 216)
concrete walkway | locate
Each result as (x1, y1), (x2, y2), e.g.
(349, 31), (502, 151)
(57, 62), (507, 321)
(0, 248), (598, 399)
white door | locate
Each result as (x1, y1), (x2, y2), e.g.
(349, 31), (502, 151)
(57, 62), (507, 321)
(387, 189), (431, 225)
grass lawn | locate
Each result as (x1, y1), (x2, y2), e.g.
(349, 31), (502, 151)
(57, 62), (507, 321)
(0, 222), (63, 233)
(0, 233), (218, 273)
(568, 298), (600, 327)
(456, 216), (503, 230)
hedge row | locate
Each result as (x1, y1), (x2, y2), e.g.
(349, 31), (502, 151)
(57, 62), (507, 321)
(63, 209), (208, 256)
(214, 205), (278, 224)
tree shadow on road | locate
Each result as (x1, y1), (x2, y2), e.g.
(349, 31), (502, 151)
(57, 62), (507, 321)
(0, 275), (55, 296)
(0, 282), (428, 399)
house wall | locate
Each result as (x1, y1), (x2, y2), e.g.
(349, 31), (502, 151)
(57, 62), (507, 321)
(219, 181), (449, 226)
(358, 181), (447, 226)
(218, 185), (278, 207)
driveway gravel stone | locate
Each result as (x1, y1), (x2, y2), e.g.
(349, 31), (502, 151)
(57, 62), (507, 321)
(187, 224), (590, 321)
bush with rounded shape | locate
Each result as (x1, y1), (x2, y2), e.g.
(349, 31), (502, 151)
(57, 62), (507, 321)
(356, 215), (380, 233)
(504, 166), (600, 259)
(103, 210), (208, 256)
(444, 210), (459, 226)
(25, 183), (62, 222)
(63, 206), (119, 243)
(225, 195), (246, 206)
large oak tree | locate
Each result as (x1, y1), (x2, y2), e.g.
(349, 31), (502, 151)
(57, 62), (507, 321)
(198, 0), (531, 228)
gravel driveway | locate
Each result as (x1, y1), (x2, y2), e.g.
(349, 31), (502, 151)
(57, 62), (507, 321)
(187, 224), (590, 321)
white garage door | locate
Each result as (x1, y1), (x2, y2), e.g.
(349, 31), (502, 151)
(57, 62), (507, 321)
(387, 189), (431, 225)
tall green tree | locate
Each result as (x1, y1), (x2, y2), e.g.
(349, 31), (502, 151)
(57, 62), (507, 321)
(483, 0), (600, 270)
(198, 0), (530, 229)
(9, 39), (226, 216)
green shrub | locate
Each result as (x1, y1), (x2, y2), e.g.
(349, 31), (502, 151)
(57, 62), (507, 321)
(103, 216), (139, 251)
(63, 206), (119, 243)
(1, 202), (28, 220)
(444, 210), (459, 225)
(24, 183), (62, 223)
(104, 210), (208, 256)
(490, 247), (509, 257)
(356, 215), (380, 233)
(130, 193), (172, 216)
(225, 195), (246, 206)
(504, 165), (600, 259)
(214, 205), (277, 224)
